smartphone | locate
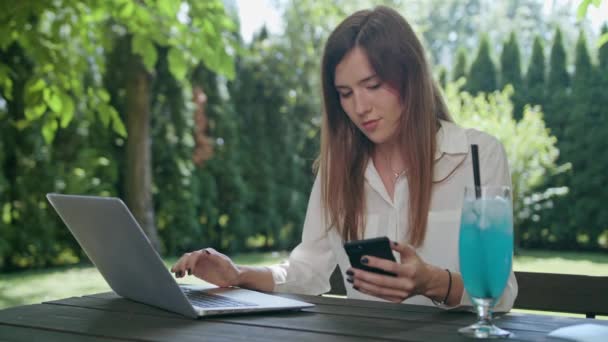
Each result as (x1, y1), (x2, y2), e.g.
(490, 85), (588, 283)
(344, 236), (397, 277)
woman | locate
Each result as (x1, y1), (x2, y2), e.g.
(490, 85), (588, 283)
(171, 5), (517, 311)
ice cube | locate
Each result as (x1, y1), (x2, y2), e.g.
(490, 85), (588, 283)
(472, 198), (512, 230)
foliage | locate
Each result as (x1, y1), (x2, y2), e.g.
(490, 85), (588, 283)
(500, 32), (525, 119)
(500, 32), (523, 89)
(0, 0), (236, 141)
(524, 36), (546, 109)
(577, 0), (608, 46)
(445, 82), (561, 249)
(601, 25), (608, 70)
(0, 0), (237, 269)
(467, 35), (497, 94)
(452, 48), (468, 82)
(3, 0), (608, 272)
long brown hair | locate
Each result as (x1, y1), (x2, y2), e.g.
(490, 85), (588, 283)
(317, 6), (452, 246)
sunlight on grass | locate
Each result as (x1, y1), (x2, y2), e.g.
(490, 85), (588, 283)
(514, 249), (608, 276)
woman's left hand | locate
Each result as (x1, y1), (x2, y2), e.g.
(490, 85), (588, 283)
(346, 241), (435, 303)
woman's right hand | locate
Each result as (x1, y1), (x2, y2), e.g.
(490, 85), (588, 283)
(170, 248), (240, 288)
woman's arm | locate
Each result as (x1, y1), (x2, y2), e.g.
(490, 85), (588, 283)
(266, 175), (338, 295)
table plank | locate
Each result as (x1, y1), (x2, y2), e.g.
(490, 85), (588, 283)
(46, 295), (562, 341)
(0, 324), (132, 342)
(0, 304), (373, 342)
(3, 292), (607, 342)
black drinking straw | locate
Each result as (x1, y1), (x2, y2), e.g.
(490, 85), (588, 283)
(471, 144), (481, 199)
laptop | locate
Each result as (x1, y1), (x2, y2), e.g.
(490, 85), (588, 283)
(46, 193), (314, 318)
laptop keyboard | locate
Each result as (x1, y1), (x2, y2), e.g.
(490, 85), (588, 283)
(182, 289), (258, 308)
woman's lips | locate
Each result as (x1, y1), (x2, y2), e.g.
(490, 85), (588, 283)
(362, 118), (380, 131)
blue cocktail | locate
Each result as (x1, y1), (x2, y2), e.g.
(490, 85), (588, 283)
(458, 186), (513, 338)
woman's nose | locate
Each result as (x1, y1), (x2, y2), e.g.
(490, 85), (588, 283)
(353, 91), (372, 116)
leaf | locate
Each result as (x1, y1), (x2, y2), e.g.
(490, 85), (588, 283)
(120, 1), (135, 18)
(201, 49), (220, 74)
(98, 89), (111, 102)
(45, 89), (63, 113)
(59, 94), (75, 128)
(168, 47), (187, 81)
(0, 64), (12, 100)
(42, 118), (58, 144)
(598, 33), (608, 48)
(219, 51), (235, 80)
(158, 0), (179, 18)
(26, 78), (46, 93)
(132, 35), (158, 72)
(98, 102), (111, 128)
(24, 104), (47, 120)
(577, 0), (592, 19)
(110, 108), (127, 137)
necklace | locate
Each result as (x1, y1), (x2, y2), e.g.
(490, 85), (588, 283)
(383, 151), (406, 181)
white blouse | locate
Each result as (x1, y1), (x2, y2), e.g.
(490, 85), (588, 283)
(267, 120), (518, 312)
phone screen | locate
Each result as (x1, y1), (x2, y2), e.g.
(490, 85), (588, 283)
(344, 236), (397, 277)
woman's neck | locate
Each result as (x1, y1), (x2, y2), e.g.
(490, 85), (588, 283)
(374, 141), (406, 172)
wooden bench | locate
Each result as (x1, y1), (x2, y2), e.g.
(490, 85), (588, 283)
(327, 267), (608, 318)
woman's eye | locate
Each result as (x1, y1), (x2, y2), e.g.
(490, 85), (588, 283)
(367, 83), (381, 90)
(339, 92), (352, 98)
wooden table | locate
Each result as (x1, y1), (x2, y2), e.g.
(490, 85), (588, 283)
(0, 291), (605, 341)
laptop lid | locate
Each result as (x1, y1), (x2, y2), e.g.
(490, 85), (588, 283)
(47, 193), (200, 318)
(46, 193), (313, 318)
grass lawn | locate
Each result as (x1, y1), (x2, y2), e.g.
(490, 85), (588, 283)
(1, 249), (606, 319)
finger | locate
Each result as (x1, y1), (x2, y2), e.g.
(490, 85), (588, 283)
(170, 259), (180, 273)
(390, 241), (417, 258)
(351, 267), (412, 292)
(351, 267), (416, 293)
(360, 255), (400, 275)
(353, 277), (409, 298)
(205, 248), (219, 256)
(184, 251), (206, 275)
(172, 253), (191, 276)
(170, 254), (189, 272)
(353, 283), (406, 303)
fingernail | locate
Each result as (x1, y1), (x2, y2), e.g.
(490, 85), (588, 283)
(361, 257), (369, 264)
(346, 277), (353, 283)
(393, 241), (398, 246)
(353, 286), (360, 291)
(178, 271), (184, 277)
(204, 250), (210, 254)
(346, 270), (354, 276)
(187, 269), (192, 275)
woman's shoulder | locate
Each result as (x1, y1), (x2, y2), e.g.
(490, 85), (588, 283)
(464, 127), (502, 149)
(442, 120), (503, 150)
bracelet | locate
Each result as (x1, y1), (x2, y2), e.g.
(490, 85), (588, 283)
(431, 269), (452, 306)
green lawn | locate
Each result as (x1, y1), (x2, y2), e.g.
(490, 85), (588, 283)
(1, 249), (607, 319)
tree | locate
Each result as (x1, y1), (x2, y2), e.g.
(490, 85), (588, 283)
(500, 31), (524, 119)
(0, 0), (237, 250)
(548, 28), (570, 92)
(437, 66), (448, 88)
(546, 28), (570, 141)
(500, 32), (523, 89)
(525, 36), (546, 109)
(452, 48), (468, 82)
(560, 31), (596, 247)
(467, 35), (497, 94)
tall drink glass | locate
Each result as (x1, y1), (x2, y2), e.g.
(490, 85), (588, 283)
(458, 186), (513, 338)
